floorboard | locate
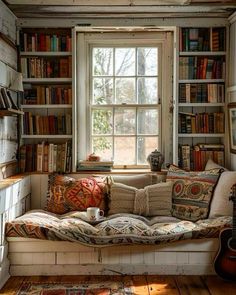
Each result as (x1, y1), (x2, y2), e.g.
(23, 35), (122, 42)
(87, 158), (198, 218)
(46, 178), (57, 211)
(174, 276), (211, 295)
(0, 275), (236, 294)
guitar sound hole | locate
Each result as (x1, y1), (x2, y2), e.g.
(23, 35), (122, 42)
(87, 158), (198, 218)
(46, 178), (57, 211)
(228, 237), (236, 251)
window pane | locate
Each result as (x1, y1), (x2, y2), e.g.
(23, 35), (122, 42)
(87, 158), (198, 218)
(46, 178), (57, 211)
(137, 137), (159, 164)
(93, 48), (113, 76)
(137, 48), (157, 76)
(92, 109), (112, 135)
(115, 48), (135, 76)
(93, 78), (113, 104)
(114, 137), (135, 164)
(116, 78), (135, 104)
(115, 108), (136, 135)
(138, 77), (158, 104)
(138, 109), (158, 134)
(92, 137), (113, 160)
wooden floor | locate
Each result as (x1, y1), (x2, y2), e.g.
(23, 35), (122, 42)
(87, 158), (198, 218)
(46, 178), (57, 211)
(0, 275), (236, 294)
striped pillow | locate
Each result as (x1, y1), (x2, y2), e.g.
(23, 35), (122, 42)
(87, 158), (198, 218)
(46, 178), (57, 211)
(108, 182), (173, 217)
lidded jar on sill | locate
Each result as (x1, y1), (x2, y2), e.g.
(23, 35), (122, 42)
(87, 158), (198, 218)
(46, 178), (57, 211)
(147, 149), (164, 172)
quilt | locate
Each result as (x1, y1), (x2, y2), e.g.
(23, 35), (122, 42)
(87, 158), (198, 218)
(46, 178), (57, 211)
(5, 210), (232, 246)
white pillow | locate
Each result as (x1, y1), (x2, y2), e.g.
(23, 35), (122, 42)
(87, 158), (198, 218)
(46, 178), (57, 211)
(205, 158), (228, 171)
(109, 181), (173, 217)
(209, 171), (236, 217)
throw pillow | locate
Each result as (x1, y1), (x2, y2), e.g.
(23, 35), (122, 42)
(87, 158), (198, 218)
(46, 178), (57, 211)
(46, 174), (106, 214)
(108, 181), (173, 216)
(109, 174), (161, 189)
(205, 158), (228, 171)
(208, 171), (236, 218)
(166, 164), (222, 221)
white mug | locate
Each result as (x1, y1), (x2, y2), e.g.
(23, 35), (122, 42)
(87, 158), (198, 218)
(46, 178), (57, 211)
(86, 207), (104, 221)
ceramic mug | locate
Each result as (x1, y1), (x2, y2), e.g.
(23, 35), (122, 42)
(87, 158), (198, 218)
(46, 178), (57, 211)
(86, 207), (104, 221)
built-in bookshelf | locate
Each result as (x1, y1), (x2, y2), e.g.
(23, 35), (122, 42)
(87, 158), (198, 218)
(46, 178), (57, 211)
(176, 27), (226, 170)
(19, 28), (73, 173)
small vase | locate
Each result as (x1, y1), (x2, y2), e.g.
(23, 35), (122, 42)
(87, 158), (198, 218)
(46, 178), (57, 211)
(147, 149), (164, 171)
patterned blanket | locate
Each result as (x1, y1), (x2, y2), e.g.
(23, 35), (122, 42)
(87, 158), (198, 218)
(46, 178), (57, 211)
(5, 210), (232, 246)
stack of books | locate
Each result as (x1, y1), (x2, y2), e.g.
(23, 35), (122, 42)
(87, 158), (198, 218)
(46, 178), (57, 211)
(77, 160), (114, 171)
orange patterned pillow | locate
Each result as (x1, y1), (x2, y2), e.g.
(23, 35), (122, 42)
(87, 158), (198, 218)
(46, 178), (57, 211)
(46, 174), (106, 214)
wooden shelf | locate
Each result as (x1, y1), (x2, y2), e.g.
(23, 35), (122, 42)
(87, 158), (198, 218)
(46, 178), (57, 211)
(178, 133), (225, 138)
(21, 104), (72, 109)
(20, 51), (72, 56)
(23, 78), (72, 83)
(0, 108), (24, 117)
(21, 135), (72, 139)
(179, 79), (225, 83)
(180, 51), (226, 56)
(179, 103), (225, 107)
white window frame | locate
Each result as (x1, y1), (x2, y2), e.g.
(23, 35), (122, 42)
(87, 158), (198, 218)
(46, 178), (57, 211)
(75, 29), (173, 169)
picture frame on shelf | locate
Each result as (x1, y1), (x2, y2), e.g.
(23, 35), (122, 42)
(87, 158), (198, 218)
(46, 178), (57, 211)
(228, 103), (236, 154)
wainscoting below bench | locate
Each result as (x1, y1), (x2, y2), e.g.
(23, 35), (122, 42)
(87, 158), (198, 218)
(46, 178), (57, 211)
(7, 237), (219, 276)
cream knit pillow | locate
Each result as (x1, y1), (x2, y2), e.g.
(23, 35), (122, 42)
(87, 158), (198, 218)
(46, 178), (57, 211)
(108, 182), (173, 217)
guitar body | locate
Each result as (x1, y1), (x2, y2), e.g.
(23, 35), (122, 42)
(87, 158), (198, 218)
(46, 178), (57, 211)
(214, 228), (236, 281)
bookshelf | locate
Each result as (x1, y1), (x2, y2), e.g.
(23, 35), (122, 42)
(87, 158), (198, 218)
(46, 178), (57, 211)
(19, 28), (73, 173)
(176, 27), (227, 171)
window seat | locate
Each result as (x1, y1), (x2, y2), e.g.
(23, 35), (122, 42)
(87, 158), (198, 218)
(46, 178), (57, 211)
(5, 210), (231, 275)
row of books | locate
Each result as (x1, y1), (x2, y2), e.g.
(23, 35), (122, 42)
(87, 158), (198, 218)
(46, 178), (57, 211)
(178, 112), (224, 134)
(180, 28), (210, 52)
(23, 85), (72, 105)
(180, 27), (225, 52)
(20, 32), (72, 52)
(179, 57), (225, 80)
(19, 141), (72, 173)
(178, 143), (224, 171)
(77, 160), (114, 171)
(179, 83), (225, 103)
(21, 57), (72, 79)
(0, 87), (19, 110)
(23, 112), (72, 135)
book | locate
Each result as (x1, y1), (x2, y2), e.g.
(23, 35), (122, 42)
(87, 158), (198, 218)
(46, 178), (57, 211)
(79, 160), (114, 167)
(0, 90), (6, 109)
(0, 88), (12, 109)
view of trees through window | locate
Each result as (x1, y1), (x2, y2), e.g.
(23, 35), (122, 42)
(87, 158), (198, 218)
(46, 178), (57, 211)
(91, 46), (159, 165)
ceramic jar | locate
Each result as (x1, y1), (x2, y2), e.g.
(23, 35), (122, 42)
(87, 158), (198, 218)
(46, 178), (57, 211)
(147, 149), (164, 171)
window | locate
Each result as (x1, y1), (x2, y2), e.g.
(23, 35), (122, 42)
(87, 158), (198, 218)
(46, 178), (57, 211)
(91, 46), (159, 166)
(76, 30), (173, 168)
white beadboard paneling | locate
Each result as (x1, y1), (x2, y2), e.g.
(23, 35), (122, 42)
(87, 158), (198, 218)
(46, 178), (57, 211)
(40, 174), (49, 209)
(19, 176), (31, 199)
(0, 36), (17, 69)
(8, 238), (94, 252)
(79, 251), (98, 264)
(57, 252), (81, 264)
(9, 252), (55, 265)
(0, 259), (10, 289)
(176, 252), (189, 265)
(188, 252), (214, 265)
(30, 174), (41, 209)
(0, 0), (16, 43)
(9, 263), (215, 276)
(0, 242), (8, 264)
(130, 251), (144, 264)
(155, 252), (177, 265)
(102, 250), (120, 264)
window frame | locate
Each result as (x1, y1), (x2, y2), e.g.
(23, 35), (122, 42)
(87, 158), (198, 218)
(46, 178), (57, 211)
(75, 30), (173, 169)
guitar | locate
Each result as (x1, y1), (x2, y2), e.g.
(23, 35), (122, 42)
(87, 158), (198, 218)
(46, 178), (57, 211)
(214, 184), (236, 281)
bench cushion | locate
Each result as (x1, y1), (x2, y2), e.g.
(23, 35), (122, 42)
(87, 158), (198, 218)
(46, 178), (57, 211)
(5, 209), (231, 246)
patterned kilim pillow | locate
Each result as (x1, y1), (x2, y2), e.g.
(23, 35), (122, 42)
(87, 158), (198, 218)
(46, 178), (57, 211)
(46, 174), (106, 214)
(166, 165), (222, 221)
